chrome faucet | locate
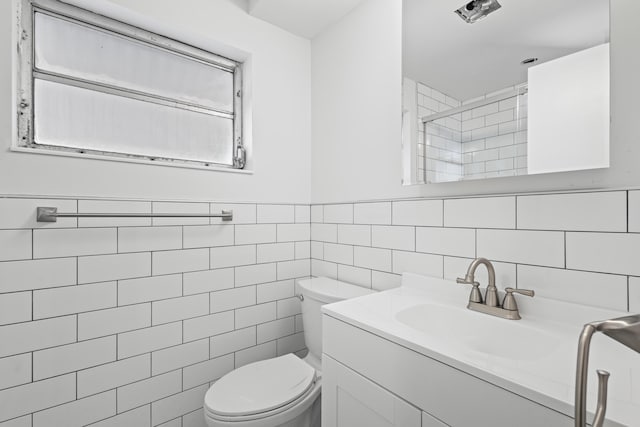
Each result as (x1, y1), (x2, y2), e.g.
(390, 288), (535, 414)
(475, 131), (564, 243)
(457, 257), (534, 320)
(456, 257), (499, 307)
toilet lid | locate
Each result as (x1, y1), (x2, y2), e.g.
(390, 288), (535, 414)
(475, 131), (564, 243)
(298, 277), (375, 304)
(205, 354), (316, 417)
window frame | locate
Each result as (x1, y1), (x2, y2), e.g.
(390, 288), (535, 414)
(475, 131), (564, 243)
(15, 0), (246, 171)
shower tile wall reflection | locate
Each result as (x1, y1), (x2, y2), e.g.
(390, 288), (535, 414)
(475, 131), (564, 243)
(461, 86), (528, 180)
(416, 83), (462, 183)
(415, 81), (528, 183)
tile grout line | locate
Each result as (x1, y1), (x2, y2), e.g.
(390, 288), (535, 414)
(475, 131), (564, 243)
(564, 232), (567, 269)
(474, 228), (478, 258)
(514, 195), (518, 229)
(627, 276), (630, 312)
(627, 190), (630, 233)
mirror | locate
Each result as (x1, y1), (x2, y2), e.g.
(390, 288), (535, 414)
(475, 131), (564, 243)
(402, 0), (610, 185)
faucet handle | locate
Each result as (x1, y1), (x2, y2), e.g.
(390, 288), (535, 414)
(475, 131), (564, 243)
(592, 370), (610, 427)
(502, 287), (534, 311)
(457, 279), (483, 304)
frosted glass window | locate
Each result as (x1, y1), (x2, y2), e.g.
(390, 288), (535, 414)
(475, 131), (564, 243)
(17, 0), (243, 169)
(34, 79), (234, 165)
(34, 12), (234, 112)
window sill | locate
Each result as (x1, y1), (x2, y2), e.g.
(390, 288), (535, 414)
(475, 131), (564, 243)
(10, 145), (254, 174)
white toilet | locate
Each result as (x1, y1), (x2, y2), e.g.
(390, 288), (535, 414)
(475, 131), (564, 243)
(203, 277), (374, 427)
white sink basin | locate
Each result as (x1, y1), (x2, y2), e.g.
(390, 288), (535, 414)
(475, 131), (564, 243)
(395, 303), (565, 361)
(322, 273), (640, 427)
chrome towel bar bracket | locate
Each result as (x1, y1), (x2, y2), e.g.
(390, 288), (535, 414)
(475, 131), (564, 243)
(36, 207), (233, 222)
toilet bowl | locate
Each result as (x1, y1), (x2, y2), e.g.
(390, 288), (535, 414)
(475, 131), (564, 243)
(203, 277), (374, 427)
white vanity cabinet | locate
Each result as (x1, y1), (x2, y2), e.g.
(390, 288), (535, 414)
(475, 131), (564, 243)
(322, 355), (422, 427)
(322, 314), (574, 427)
(321, 273), (635, 427)
(422, 412), (448, 427)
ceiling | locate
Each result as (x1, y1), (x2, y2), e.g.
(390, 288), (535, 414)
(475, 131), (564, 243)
(240, 0), (608, 101)
(403, 0), (609, 101)
(247, 0), (367, 39)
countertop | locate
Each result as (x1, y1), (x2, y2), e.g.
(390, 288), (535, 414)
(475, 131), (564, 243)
(322, 273), (640, 427)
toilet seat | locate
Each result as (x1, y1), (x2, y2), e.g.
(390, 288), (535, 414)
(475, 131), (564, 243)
(205, 354), (317, 422)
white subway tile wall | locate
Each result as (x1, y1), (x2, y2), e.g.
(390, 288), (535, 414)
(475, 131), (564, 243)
(353, 202), (391, 225)
(517, 192), (627, 232)
(566, 232), (640, 276)
(311, 190), (638, 312)
(628, 190), (640, 233)
(78, 200), (151, 228)
(0, 198), (78, 229)
(444, 196), (515, 229)
(0, 292), (31, 326)
(415, 227), (475, 258)
(1, 190), (638, 425)
(322, 204), (353, 224)
(477, 229), (565, 268)
(0, 198), (309, 426)
(630, 277), (640, 312)
(392, 200), (442, 226)
(42, 390), (112, 426)
(337, 265), (371, 288)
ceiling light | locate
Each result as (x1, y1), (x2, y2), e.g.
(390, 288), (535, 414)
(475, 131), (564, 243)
(454, 0), (502, 24)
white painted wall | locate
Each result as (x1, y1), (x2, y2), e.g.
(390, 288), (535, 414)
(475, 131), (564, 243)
(0, 0), (311, 203)
(311, 0), (640, 203)
(311, 0), (417, 203)
(2, 0), (638, 204)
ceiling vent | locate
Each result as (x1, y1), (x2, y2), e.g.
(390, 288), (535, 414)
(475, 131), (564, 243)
(454, 0), (502, 24)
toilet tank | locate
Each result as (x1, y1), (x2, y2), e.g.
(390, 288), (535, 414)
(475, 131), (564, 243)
(297, 277), (374, 365)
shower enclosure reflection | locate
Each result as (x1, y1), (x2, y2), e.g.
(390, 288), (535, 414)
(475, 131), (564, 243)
(402, 0), (610, 185)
